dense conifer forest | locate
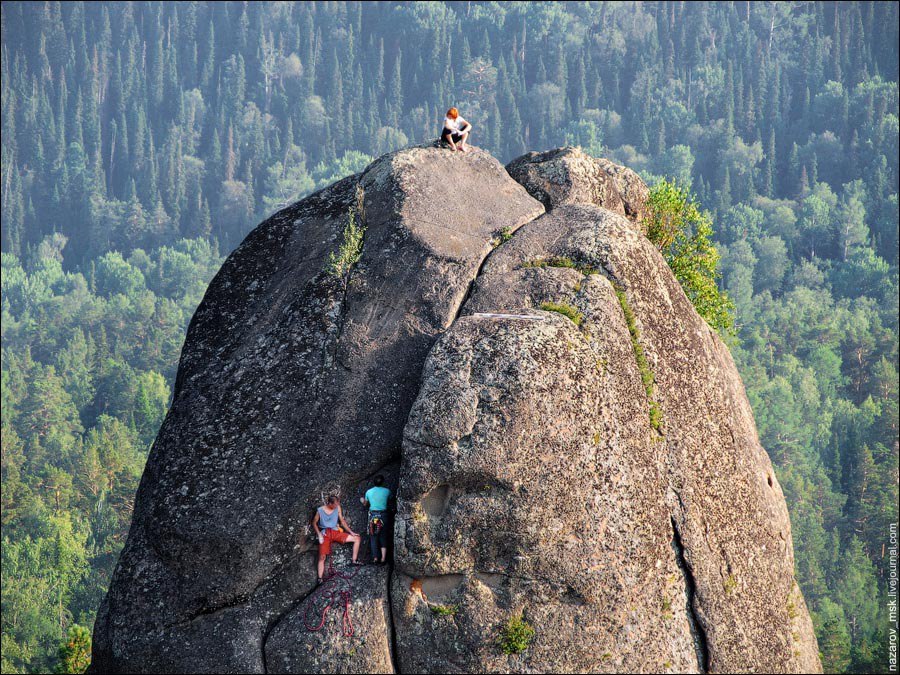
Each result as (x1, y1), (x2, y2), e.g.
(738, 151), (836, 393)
(1, 2), (897, 672)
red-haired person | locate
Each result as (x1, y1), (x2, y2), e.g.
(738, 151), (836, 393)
(442, 107), (472, 152)
(313, 495), (362, 583)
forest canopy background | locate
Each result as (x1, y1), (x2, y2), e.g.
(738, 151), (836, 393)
(1, 2), (897, 673)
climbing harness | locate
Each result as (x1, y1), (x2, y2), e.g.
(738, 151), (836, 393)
(303, 557), (360, 638)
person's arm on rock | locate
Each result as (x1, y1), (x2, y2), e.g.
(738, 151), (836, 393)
(312, 510), (323, 544)
(338, 504), (357, 537)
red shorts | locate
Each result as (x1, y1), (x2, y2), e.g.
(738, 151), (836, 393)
(318, 529), (350, 556)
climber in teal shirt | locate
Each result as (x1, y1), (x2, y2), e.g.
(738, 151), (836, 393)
(360, 475), (391, 564)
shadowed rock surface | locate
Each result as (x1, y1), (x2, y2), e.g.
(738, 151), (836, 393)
(89, 144), (543, 673)
(91, 144), (819, 674)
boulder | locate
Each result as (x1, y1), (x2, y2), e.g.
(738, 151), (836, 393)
(505, 147), (649, 226)
(393, 200), (820, 672)
(91, 144), (820, 674)
(393, 308), (701, 673)
(89, 145), (543, 673)
(264, 565), (394, 674)
(594, 156), (651, 225)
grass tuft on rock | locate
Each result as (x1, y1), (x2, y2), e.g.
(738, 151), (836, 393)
(493, 226), (514, 247)
(498, 614), (535, 655)
(540, 301), (584, 327)
(327, 208), (366, 277)
(430, 603), (459, 617)
(614, 285), (663, 434)
(522, 256), (598, 276)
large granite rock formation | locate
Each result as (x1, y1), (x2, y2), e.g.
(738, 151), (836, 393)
(506, 146), (650, 225)
(90, 144), (820, 674)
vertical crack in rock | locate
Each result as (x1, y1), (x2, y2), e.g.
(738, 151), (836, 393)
(386, 563), (401, 674)
(261, 633), (269, 675)
(328, 183), (368, 370)
(450, 215), (542, 326)
(671, 516), (710, 673)
(451, 251), (491, 325)
(260, 576), (318, 674)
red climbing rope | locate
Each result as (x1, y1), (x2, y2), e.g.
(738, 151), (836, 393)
(303, 558), (360, 638)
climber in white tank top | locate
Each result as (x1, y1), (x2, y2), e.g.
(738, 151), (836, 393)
(312, 494), (362, 583)
(442, 107), (472, 152)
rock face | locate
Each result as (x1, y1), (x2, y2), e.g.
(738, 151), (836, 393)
(393, 307), (701, 673)
(394, 201), (821, 673)
(505, 147), (650, 226)
(89, 144), (543, 674)
(91, 144), (820, 674)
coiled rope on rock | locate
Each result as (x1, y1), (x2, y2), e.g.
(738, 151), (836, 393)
(303, 558), (360, 638)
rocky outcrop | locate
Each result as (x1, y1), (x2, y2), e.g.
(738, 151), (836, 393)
(393, 307), (701, 673)
(91, 143), (820, 674)
(393, 202), (820, 673)
(505, 147), (650, 226)
(89, 144), (543, 673)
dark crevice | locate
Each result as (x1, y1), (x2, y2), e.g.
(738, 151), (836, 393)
(259, 562), (320, 674)
(355, 454), (401, 488)
(670, 516), (710, 673)
(386, 564), (402, 673)
(329, 276), (351, 367)
(450, 250), (492, 326)
(176, 593), (250, 626)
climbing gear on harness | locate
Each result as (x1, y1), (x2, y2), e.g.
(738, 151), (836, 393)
(304, 557), (360, 638)
(370, 515), (385, 535)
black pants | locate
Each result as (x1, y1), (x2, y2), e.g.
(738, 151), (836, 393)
(368, 511), (388, 560)
(442, 128), (464, 144)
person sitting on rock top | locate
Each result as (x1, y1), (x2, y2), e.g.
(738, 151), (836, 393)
(313, 495), (362, 583)
(442, 107), (472, 152)
(360, 475), (391, 565)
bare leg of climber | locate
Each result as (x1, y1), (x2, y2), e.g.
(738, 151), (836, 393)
(349, 534), (361, 562)
(317, 553), (327, 581)
(458, 129), (470, 151)
(443, 132), (458, 151)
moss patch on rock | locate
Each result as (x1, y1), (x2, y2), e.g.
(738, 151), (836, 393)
(614, 285), (663, 433)
(522, 256), (598, 276)
(540, 301), (584, 327)
(429, 603), (459, 617)
(498, 614), (535, 655)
